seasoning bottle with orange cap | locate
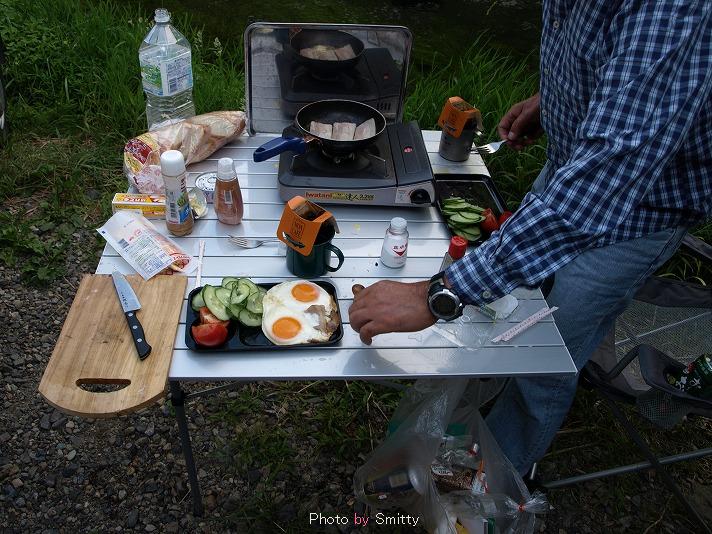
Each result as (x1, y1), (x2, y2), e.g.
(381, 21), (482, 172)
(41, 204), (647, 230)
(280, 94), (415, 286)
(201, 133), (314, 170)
(440, 236), (468, 270)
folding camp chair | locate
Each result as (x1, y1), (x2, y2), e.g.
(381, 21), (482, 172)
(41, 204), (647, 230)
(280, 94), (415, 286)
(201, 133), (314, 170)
(536, 234), (712, 533)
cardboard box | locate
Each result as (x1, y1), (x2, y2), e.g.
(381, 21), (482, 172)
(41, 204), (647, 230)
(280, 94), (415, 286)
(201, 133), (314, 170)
(112, 193), (166, 219)
(276, 196), (339, 256)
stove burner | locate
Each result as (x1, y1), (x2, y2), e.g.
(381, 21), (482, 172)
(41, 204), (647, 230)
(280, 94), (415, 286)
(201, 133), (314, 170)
(293, 69), (363, 91)
(276, 48), (402, 121)
(292, 148), (388, 178)
(319, 149), (356, 164)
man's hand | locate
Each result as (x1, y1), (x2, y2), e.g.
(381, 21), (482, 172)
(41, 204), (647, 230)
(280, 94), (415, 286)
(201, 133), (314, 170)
(497, 93), (543, 151)
(348, 280), (436, 345)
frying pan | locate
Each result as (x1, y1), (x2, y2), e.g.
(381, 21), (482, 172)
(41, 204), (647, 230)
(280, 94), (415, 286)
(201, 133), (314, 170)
(253, 99), (386, 162)
(290, 29), (365, 74)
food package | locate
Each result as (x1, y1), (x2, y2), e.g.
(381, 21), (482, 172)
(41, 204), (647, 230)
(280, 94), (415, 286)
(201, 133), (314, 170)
(124, 111), (247, 194)
(97, 211), (197, 280)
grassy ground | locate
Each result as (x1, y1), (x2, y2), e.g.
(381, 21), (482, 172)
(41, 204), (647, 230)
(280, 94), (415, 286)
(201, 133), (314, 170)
(0, 0), (710, 532)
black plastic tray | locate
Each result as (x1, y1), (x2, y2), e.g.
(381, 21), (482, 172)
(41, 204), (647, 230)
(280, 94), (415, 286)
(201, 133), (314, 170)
(185, 280), (343, 352)
(433, 173), (508, 245)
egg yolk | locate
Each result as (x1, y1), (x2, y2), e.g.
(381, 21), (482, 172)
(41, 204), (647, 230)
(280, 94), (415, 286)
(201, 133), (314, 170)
(272, 317), (302, 340)
(291, 283), (319, 302)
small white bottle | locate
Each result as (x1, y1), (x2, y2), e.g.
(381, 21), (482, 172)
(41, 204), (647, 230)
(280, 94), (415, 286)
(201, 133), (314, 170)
(160, 150), (194, 236)
(380, 217), (408, 268)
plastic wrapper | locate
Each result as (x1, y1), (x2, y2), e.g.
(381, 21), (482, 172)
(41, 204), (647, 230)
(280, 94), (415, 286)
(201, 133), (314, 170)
(354, 379), (549, 533)
(124, 111), (246, 193)
(97, 210), (197, 279)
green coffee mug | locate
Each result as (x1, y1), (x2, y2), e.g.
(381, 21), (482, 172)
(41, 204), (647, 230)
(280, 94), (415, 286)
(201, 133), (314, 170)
(286, 231), (345, 277)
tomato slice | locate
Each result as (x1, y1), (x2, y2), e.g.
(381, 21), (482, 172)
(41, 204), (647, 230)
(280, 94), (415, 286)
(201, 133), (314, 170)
(199, 307), (223, 324)
(191, 323), (229, 347)
(480, 208), (500, 234)
(498, 211), (513, 225)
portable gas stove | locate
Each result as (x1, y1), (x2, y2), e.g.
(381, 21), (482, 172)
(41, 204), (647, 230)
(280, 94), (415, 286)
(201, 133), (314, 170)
(276, 48), (402, 121)
(277, 120), (434, 207)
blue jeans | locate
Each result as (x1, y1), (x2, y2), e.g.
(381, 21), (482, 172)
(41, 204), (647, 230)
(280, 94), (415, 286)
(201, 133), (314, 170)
(485, 163), (688, 475)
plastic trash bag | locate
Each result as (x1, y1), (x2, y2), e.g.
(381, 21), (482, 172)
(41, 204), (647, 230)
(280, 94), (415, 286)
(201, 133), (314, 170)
(354, 378), (549, 533)
(124, 110), (246, 194)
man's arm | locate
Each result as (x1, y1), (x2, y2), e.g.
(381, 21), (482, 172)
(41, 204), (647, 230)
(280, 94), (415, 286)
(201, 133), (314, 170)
(448, 2), (712, 306)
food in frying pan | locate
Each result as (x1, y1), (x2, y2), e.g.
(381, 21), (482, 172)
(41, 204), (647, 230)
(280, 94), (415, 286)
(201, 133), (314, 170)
(300, 44), (356, 61)
(309, 121), (333, 139)
(354, 118), (376, 140)
(334, 44), (356, 60)
(308, 119), (376, 141)
(261, 280), (340, 346)
(332, 122), (357, 141)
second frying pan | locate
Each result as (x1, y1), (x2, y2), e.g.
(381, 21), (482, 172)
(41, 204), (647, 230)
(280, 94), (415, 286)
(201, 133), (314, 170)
(290, 29), (365, 74)
(253, 99), (386, 162)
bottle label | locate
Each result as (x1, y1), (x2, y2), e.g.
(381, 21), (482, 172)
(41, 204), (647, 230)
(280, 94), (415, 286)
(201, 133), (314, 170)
(165, 178), (191, 224)
(381, 238), (408, 267)
(141, 50), (193, 96)
(223, 190), (233, 205)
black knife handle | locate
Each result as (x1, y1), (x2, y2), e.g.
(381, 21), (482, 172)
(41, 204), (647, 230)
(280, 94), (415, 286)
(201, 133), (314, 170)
(124, 311), (152, 360)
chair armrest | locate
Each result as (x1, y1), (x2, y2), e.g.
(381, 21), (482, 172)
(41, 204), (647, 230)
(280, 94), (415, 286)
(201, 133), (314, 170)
(602, 345), (642, 381)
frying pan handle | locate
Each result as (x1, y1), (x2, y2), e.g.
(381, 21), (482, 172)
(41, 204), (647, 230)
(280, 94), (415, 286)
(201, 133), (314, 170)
(253, 137), (307, 162)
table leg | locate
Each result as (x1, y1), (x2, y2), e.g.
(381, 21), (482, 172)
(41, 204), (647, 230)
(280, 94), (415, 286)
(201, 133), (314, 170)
(170, 381), (204, 516)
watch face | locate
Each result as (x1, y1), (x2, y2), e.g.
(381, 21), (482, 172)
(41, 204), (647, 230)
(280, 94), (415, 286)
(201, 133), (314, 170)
(432, 292), (458, 317)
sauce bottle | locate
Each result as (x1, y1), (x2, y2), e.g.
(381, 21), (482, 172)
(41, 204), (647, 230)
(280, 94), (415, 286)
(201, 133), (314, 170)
(380, 217), (408, 268)
(439, 236), (468, 270)
(160, 150), (194, 236)
(214, 157), (244, 225)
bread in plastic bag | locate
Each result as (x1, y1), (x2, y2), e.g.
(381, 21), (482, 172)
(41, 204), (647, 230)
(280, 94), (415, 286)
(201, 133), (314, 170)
(353, 378), (549, 533)
(124, 111), (247, 194)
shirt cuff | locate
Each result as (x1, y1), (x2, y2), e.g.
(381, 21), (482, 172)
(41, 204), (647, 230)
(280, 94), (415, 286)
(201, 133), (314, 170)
(444, 244), (510, 307)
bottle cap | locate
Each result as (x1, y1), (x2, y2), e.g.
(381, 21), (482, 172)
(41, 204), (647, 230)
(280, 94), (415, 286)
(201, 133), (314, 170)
(154, 8), (170, 23)
(390, 217), (407, 232)
(448, 236), (468, 260)
(217, 157), (237, 181)
(160, 150), (186, 176)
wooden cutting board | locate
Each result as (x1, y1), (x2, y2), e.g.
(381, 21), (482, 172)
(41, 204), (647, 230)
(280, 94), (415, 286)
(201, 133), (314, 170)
(39, 273), (187, 418)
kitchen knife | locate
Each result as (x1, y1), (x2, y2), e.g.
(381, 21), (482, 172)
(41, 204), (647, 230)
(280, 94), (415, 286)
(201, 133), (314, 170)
(111, 271), (152, 360)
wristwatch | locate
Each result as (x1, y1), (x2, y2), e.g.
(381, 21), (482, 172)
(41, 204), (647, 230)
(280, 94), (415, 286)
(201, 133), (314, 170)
(427, 272), (464, 321)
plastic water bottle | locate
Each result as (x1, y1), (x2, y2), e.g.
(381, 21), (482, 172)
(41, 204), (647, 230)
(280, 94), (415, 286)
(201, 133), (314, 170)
(139, 8), (195, 130)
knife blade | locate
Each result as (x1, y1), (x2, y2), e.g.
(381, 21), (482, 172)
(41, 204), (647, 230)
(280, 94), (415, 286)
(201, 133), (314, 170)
(111, 271), (152, 360)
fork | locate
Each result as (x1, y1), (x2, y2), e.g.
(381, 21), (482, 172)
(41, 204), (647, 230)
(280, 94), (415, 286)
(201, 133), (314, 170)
(473, 139), (507, 155)
(228, 235), (281, 249)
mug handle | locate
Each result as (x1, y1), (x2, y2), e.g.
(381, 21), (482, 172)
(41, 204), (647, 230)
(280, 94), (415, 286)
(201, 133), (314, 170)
(324, 244), (345, 272)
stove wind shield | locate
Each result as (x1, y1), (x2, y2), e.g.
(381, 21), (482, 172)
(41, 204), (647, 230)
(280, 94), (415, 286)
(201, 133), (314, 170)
(245, 23), (412, 134)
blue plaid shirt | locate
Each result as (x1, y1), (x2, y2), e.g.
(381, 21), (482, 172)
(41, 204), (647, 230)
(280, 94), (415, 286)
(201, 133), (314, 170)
(447, 0), (712, 306)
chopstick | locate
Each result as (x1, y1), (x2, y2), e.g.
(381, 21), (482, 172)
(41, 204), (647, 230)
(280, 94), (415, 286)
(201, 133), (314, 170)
(195, 240), (205, 289)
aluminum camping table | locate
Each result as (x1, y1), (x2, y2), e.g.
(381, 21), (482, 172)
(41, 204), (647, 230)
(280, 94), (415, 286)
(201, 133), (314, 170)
(96, 130), (576, 515)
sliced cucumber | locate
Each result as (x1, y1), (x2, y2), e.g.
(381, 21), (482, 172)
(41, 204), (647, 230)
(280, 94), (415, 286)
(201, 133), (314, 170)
(215, 287), (232, 307)
(230, 284), (250, 305)
(221, 277), (241, 289)
(238, 278), (259, 293)
(191, 289), (206, 311)
(449, 213), (477, 224)
(202, 285), (231, 321)
(238, 308), (262, 327)
(246, 291), (264, 314)
(228, 303), (245, 320)
(454, 228), (481, 241)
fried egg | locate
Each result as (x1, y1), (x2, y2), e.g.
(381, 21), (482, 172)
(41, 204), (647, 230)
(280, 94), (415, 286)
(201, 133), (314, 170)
(261, 281), (340, 346)
(261, 305), (317, 345)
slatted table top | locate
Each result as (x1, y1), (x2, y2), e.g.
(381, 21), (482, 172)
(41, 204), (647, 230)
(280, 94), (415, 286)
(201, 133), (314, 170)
(96, 131), (576, 381)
